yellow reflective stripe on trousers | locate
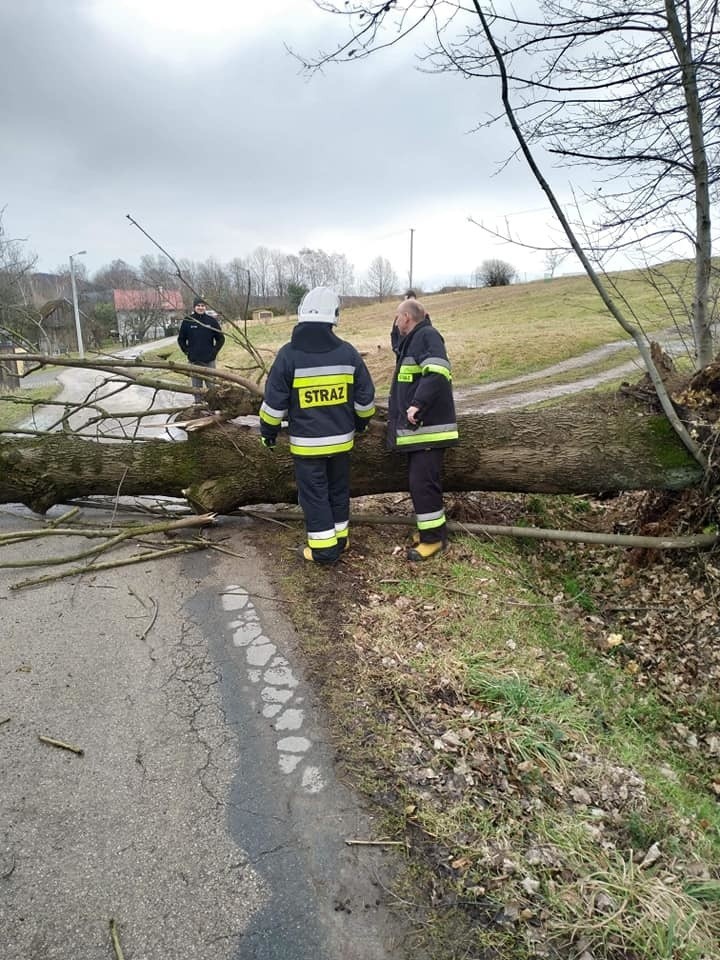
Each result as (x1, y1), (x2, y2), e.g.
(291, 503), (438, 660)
(290, 439), (355, 456)
(308, 530), (338, 549)
(417, 511), (446, 531)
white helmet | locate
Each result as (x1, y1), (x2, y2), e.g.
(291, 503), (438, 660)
(297, 286), (340, 324)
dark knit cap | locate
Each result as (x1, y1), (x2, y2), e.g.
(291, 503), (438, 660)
(193, 297), (207, 308)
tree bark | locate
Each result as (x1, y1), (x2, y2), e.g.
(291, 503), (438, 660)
(0, 395), (703, 514)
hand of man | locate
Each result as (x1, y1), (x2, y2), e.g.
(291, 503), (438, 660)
(406, 405), (421, 425)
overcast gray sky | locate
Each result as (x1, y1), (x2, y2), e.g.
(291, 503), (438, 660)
(2, 0), (572, 289)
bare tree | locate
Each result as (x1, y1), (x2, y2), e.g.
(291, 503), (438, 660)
(284, 254), (304, 289)
(0, 210), (41, 346)
(298, 247), (336, 288)
(270, 249), (289, 299)
(544, 249), (566, 280)
(91, 259), (136, 290)
(475, 258), (516, 287)
(299, 0), (711, 467)
(249, 246), (273, 301)
(138, 254), (176, 292)
(331, 252), (355, 295)
(365, 255), (398, 301)
(302, 0), (718, 369)
(226, 258), (251, 319)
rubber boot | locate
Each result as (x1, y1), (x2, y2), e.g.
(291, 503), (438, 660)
(406, 540), (447, 562)
(297, 545), (339, 565)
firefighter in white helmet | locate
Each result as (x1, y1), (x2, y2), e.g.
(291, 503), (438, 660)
(259, 287), (376, 564)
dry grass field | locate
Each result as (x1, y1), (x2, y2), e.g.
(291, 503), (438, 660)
(220, 259), (701, 393)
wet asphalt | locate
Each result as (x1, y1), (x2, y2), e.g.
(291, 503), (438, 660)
(0, 507), (406, 960)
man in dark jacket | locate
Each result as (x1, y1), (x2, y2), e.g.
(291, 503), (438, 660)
(388, 297), (458, 561)
(259, 287), (375, 565)
(177, 297), (225, 403)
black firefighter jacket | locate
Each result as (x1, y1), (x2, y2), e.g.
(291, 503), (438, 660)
(259, 323), (376, 456)
(387, 316), (459, 452)
(177, 312), (225, 364)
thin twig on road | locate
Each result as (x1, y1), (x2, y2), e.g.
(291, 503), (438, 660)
(38, 735), (84, 756)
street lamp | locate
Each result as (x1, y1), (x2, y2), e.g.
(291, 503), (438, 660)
(69, 250), (87, 359)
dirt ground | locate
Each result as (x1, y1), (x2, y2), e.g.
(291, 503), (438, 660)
(267, 489), (720, 959)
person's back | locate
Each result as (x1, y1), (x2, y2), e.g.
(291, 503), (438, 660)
(260, 287), (375, 562)
(272, 322), (370, 456)
(387, 297), (457, 561)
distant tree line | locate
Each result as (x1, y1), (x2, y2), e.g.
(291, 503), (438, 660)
(0, 216), (410, 351)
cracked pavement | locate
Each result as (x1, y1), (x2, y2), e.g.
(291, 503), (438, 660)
(0, 508), (405, 960)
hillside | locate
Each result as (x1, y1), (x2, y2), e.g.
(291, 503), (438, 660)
(222, 260), (701, 395)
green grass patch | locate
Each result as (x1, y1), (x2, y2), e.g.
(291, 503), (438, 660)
(366, 529), (720, 958)
(0, 385), (62, 429)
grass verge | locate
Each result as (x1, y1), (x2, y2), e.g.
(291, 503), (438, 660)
(272, 497), (720, 960)
(0, 385), (62, 430)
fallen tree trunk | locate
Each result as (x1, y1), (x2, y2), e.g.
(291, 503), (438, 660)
(0, 394), (704, 514)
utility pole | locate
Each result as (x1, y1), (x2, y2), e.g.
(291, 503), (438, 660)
(69, 250), (87, 359)
(408, 228), (414, 292)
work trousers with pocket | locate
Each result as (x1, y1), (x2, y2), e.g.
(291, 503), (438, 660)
(293, 453), (350, 563)
(190, 359), (216, 403)
(407, 447), (447, 543)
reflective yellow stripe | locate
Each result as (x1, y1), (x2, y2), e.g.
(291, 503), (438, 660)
(308, 533), (338, 549)
(421, 364), (452, 381)
(355, 406), (375, 419)
(397, 364), (421, 382)
(260, 409), (282, 426)
(397, 429), (458, 447)
(293, 373), (354, 387)
(290, 439), (354, 456)
(417, 514), (446, 531)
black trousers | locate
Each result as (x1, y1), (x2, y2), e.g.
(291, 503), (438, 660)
(407, 447), (447, 543)
(293, 453), (350, 562)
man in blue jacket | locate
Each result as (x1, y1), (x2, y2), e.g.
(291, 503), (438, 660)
(259, 287), (376, 564)
(388, 297), (458, 561)
(177, 297), (225, 403)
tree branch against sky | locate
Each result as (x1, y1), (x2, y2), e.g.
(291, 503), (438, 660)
(305, 0), (718, 370)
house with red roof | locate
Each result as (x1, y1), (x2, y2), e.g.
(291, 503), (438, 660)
(113, 288), (185, 345)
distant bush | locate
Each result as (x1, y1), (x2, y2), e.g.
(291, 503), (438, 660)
(474, 259), (517, 287)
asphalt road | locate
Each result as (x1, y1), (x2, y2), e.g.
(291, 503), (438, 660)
(18, 340), (189, 439)
(0, 507), (407, 960)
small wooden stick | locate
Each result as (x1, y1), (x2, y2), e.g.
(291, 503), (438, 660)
(345, 839), (408, 848)
(38, 735), (84, 756)
(47, 507), (80, 528)
(138, 599), (159, 643)
(12, 543), (204, 591)
(109, 918), (126, 960)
